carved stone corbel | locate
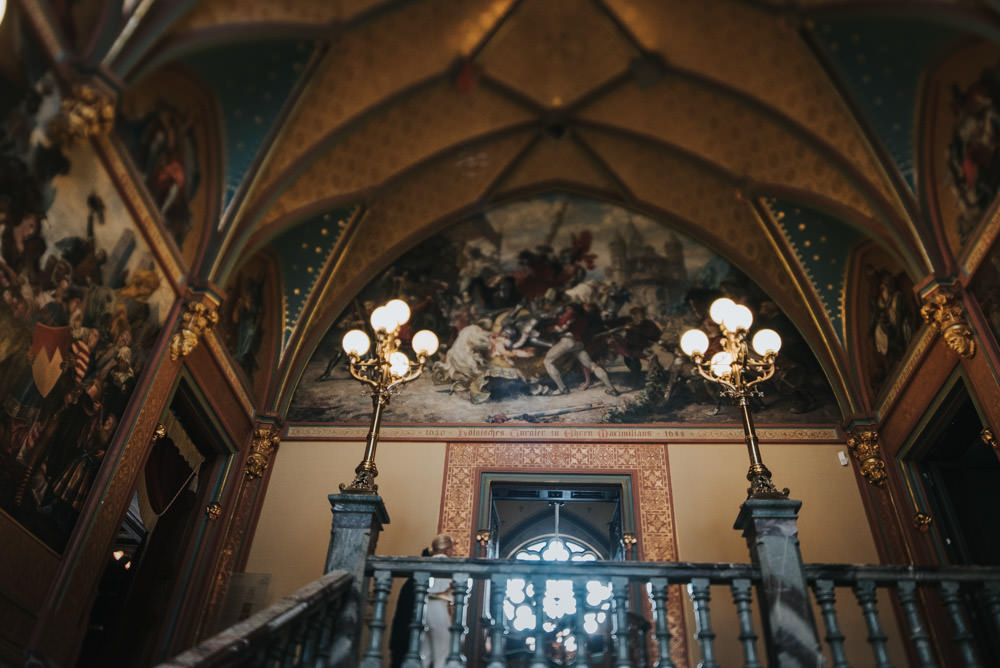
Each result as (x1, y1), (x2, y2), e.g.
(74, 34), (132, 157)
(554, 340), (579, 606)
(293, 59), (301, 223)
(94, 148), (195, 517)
(170, 296), (220, 361)
(46, 82), (115, 146)
(846, 427), (887, 487)
(246, 424), (280, 480)
(920, 284), (976, 359)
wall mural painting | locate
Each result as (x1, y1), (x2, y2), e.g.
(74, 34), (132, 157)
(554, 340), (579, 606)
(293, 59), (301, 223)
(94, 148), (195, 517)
(289, 197), (838, 426)
(852, 244), (919, 400)
(219, 253), (274, 393)
(119, 67), (207, 259)
(928, 43), (1000, 255)
(0, 72), (172, 551)
(970, 236), (1000, 353)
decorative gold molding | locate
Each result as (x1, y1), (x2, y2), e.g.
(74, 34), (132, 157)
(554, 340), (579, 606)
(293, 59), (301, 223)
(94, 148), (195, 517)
(476, 529), (492, 547)
(246, 424), (280, 480)
(912, 512), (932, 532)
(152, 423), (167, 441)
(846, 428), (887, 487)
(982, 427), (998, 450)
(920, 284), (976, 359)
(170, 298), (219, 361)
(47, 83), (115, 146)
(205, 502), (223, 520)
(622, 533), (638, 552)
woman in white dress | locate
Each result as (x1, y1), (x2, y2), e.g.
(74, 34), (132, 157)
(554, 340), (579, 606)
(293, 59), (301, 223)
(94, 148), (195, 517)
(423, 533), (454, 668)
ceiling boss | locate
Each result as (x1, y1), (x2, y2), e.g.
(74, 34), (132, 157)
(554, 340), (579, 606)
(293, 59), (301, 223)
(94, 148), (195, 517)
(680, 298), (789, 500)
(339, 299), (439, 494)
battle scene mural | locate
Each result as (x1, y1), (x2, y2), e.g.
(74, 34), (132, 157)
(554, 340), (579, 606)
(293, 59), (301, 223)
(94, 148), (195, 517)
(0, 71), (173, 551)
(289, 196), (839, 426)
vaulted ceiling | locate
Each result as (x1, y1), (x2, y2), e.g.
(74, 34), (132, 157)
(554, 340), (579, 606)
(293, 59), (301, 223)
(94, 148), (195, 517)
(13, 0), (1000, 421)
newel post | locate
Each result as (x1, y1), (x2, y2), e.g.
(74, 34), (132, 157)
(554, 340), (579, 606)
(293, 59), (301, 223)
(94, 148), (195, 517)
(324, 493), (390, 667)
(735, 498), (825, 667)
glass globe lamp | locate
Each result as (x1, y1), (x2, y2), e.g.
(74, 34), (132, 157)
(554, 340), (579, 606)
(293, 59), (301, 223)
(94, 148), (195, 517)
(342, 329), (371, 357)
(752, 329), (782, 356)
(412, 329), (439, 356)
(680, 329), (709, 357)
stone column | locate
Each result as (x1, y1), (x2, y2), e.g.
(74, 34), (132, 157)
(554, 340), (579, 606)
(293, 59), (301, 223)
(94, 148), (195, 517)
(324, 493), (390, 667)
(735, 498), (825, 668)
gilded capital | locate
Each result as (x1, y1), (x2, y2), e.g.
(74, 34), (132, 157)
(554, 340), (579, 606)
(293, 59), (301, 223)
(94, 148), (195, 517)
(170, 299), (219, 361)
(982, 427), (997, 450)
(246, 424), (280, 479)
(920, 285), (976, 359)
(47, 83), (115, 146)
(846, 428), (887, 487)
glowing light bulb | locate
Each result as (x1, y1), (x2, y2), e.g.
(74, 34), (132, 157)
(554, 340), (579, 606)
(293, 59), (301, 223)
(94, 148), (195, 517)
(752, 329), (782, 356)
(342, 329), (370, 356)
(370, 306), (394, 333)
(680, 329), (709, 356)
(710, 351), (733, 378)
(722, 304), (753, 332)
(709, 298), (736, 325)
(411, 329), (439, 356)
(389, 351), (410, 377)
(384, 299), (411, 327)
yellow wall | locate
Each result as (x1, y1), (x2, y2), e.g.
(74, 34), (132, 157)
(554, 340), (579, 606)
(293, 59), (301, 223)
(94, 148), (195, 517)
(246, 440), (446, 605)
(248, 438), (905, 664)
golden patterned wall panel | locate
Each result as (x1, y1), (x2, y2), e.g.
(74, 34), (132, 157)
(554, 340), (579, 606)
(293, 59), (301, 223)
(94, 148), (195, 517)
(576, 127), (799, 306)
(603, 0), (897, 203)
(172, 0), (387, 33)
(259, 80), (535, 228)
(477, 0), (638, 107)
(579, 77), (888, 223)
(493, 134), (620, 194)
(249, 0), (516, 197)
(439, 442), (687, 663)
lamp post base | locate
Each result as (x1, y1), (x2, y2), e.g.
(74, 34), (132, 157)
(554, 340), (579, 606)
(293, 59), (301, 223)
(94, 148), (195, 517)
(747, 463), (790, 500)
(340, 459), (379, 494)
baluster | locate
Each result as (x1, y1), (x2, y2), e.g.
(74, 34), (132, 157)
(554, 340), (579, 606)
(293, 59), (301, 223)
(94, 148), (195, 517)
(445, 572), (470, 668)
(687, 578), (720, 668)
(983, 581), (1000, 635)
(315, 595), (335, 667)
(299, 607), (323, 665)
(812, 580), (850, 668)
(402, 571), (430, 668)
(360, 570), (393, 668)
(939, 581), (982, 667)
(530, 576), (549, 668)
(730, 578), (762, 668)
(610, 576), (631, 668)
(853, 581), (894, 668)
(648, 577), (675, 668)
(486, 574), (507, 668)
(895, 581), (938, 668)
(572, 577), (591, 667)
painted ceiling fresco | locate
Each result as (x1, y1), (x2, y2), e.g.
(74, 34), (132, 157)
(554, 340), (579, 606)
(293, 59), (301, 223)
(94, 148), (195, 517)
(288, 196), (840, 426)
(7, 0), (1000, 430)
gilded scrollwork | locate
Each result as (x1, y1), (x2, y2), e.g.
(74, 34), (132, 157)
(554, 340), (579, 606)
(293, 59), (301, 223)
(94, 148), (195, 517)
(846, 428), (887, 487)
(920, 285), (976, 359)
(47, 83), (115, 146)
(170, 300), (219, 361)
(982, 427), (998, 450)
(912, 512), (933, 532)
(246, 424), (280, 480)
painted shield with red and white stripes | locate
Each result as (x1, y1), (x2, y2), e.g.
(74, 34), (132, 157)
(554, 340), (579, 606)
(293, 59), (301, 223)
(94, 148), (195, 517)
(29, 323), (72, 398)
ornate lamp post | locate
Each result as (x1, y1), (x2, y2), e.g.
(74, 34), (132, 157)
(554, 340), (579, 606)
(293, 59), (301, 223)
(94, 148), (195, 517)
(339, 299), (439, 494)
(680, 298), (789, 499)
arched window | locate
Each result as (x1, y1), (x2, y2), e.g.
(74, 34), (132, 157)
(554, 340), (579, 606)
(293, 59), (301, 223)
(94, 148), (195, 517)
(503, 534), (614, 653)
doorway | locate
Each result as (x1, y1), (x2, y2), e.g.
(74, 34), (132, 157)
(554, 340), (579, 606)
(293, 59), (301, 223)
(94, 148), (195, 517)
(76, 379), (234, 667)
